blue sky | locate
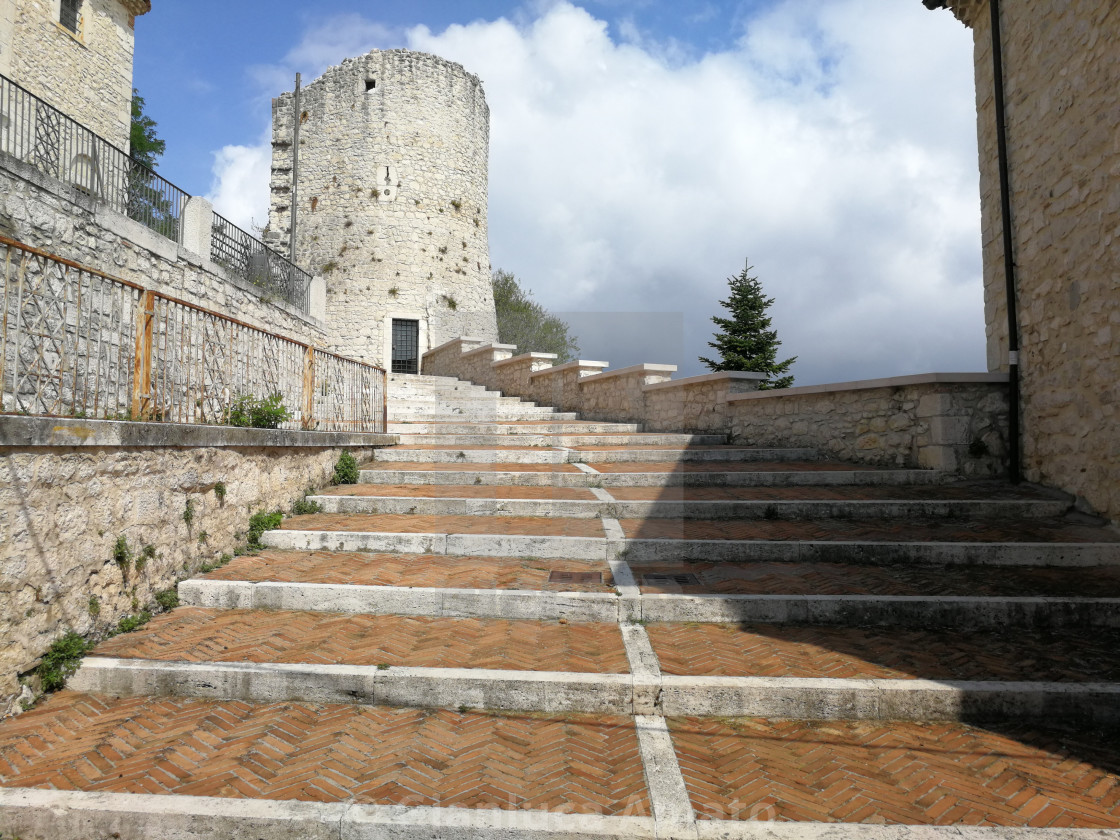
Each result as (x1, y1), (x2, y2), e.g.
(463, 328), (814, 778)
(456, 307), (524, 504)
(131, 0), (981, 383)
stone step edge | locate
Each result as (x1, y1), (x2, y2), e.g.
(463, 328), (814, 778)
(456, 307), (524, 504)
(370, 447), (820, 464)
(309, 495), (1071, 521)
(261, 530), (1120, 566)
(9, 789), (1118, 840)
(178, 579), (1120, 629)
(70, 657), (1120, 724)
(356, 468), (949, 487)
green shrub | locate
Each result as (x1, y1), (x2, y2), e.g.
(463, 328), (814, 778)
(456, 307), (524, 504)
(136, 544), (156, 572)
(155, 589), (179, 611)
(112, 535), (132, 568)
(183, 498), (195, 528)
(87, 596), (100, 617)
(228, 392), (292, 429)
(292, 495), (322, 516)
(37, 632), (93, 692)
(116, 611), (151, 634)
(333, 451), (359, 485)
(213, 481), (227, 503)
(247, 510), (284, 548)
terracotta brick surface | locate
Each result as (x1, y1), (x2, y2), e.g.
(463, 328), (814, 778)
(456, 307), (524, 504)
(204, 551), (615, 592)
(618, 517), (1120, 543)
(670, 716), (1120, 826)
(362, 462), (582, 473)
(593, 461), (882, 473)
(609, 481), (1060, 502)
(636, 560), (1120, 597)
(647, 623), (1120, 681)
(318, 484), (595, 500)
(93, 609), (630, 674)
(0, 693), (650, 815)
(282, 514), (606, 537)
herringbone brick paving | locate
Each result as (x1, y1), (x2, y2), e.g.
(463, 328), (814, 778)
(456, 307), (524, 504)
(609, 481), (1061, 502)
(593, 461), (886, 473)
(92, 608), (631, 673)
(619, 517), (1120, 543)
(202, 550), (615, 592)
(647, 623), (1120, 681)
(669, 716), (1120, 826)
(636, 560), (1120, 596)
(317, 484), (596, 499)
(281, 513), (606, 537)
(361, 462), (583, 472)
(0, 692), (651, 815)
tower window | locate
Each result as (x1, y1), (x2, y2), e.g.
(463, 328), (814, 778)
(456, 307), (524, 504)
(366, 79), (377, 91)
(59, 0), (81, 33)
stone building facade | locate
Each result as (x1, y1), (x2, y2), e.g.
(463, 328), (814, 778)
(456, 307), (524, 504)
(927, 0), (1119, 521)
(268, 49), (499, 371)
(0, 0), (149, 149)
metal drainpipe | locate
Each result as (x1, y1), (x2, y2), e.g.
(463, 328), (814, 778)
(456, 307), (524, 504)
(290, 73), (301, 262)
(989, 0), (1022, 483)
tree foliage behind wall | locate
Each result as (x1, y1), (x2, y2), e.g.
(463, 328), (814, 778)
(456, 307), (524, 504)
(130, 89), (165, 169)
(492, 270), (580, 363)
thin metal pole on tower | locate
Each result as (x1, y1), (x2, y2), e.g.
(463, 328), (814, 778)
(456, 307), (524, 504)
(290, 73), (301, 262)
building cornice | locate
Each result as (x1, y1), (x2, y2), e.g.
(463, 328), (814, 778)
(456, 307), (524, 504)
(922, 0), (982, 28)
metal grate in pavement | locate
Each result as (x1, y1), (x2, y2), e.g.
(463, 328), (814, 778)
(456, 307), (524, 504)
(549, 571), (603, 584)
(642, 573), (701, 586)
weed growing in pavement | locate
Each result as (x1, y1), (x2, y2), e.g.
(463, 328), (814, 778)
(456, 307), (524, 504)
(291, 494), (322, 516)
(36, 632), (93, 692)
(247, 511), (283, 549)
(110, 612), (152, 637)
(377, 664), (390, 671)
(155, 588), (179, 611)
(333, 450), (359, 485)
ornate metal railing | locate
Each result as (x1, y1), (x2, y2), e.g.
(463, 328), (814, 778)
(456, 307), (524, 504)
(210, 213), (311, 313)
(0, 236), (385, 432)
(0, 73), (314, 315)
(0, 73), (189, 242)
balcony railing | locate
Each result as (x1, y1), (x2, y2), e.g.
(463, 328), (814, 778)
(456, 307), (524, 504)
(0, 73), (313, 315)
(0, 235), (385, 432)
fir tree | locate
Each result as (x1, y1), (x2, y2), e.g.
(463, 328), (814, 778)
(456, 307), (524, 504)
(700, 262), (796, 389)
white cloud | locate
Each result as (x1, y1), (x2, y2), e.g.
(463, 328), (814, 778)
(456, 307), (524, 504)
(208, 0), (983, 384)
(205, 142), (271, 231)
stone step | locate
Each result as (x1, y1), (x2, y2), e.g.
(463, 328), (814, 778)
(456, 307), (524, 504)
(387, 422), (645, 435)
(181, 577), (1120, 631)
(391, 433), (729, 446)
(309, 492), (1069, 521)
(261, 514), (1120, 567)
(369, 446), (816, 464)
(357, 466), (950, 487)
(388, 410), (581, 421)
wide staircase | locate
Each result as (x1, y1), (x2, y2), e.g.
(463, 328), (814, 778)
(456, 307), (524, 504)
(3, 373), (1120, 837)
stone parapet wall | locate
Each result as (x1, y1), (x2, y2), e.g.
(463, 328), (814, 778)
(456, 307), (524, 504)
(729, 374), (1009, 474)
(577, 365), (677, 424)
(0, 157), (327, 345)
(493, 353), (557, 399)
(456, 343), (516, 391)
(528, 361), (609, 413)
(643, 372), (767, 433)
(0, 416), (394, 719)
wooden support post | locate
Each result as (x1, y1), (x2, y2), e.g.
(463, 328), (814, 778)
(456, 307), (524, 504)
(131, 290), (155, 420)
(302, 344), (315, 429)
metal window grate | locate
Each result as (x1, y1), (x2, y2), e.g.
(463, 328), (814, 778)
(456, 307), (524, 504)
(391, 319), (419, 374)
(548, 571), (603, 585)
(59, 0), (81, 32)
(641, 573), (700, 586)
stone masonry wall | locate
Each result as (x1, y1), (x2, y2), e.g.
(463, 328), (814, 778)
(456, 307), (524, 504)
(938, 0), (1119, 519)
(5, 0), (146, 149)
(0, 157), (327, 345)
(728, 376), (1010, 475)
(0, 417), (384, 720)
(269, 50), (498, 368)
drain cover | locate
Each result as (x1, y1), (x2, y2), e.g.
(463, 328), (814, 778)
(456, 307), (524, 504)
(641, 573), (700, 586)
(548, 571), (603, 584)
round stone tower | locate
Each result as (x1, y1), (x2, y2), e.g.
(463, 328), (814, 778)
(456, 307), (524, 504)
(268, 50), (498, 371)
